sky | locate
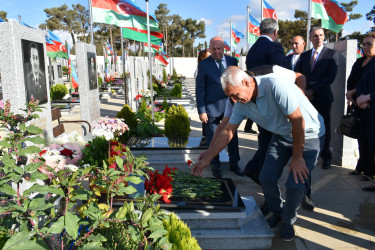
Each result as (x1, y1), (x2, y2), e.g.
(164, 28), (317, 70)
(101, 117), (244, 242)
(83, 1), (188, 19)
(1, 0), (374, 52)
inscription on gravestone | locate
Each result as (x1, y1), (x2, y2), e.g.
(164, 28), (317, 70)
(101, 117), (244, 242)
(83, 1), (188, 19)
(87, 52), (97, 90)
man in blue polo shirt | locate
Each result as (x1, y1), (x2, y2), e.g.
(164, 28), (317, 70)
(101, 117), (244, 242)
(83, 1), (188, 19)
(191, 66), (325, 241)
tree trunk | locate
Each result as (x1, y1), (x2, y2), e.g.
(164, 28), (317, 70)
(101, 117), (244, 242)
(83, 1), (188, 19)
(70, 32), (76, 52)
(165, 27), (168, 54)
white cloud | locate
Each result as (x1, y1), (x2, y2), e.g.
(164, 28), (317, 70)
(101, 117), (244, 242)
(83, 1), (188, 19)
(199, 17), (213, 26)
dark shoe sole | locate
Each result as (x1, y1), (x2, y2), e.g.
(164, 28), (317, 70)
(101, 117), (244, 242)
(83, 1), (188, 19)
(362, 185), (375, 191)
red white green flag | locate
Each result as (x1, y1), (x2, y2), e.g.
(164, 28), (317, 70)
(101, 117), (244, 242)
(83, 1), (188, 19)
(321, 0), (349, 33)
(248, 13), (260, 45)
(155, 53), (168, 67)
(357, 48), (363, 58)
(92, 0), (159, 31)
(144, 42), (163, 53)
(311, 0), (329, 21)
(46, 30), (68, 59)
(122, 27), (163, 45)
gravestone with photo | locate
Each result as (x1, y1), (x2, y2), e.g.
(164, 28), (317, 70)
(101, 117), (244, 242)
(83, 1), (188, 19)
(0, 22), (52, 138)
(76, 43), (100, 129)
(56, 59), (64, 85)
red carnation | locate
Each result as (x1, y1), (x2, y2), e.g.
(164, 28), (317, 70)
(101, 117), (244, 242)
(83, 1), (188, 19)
(39, 149), (47, 156)
(60, 148), (74, 158)
(187, 160), (193, 166)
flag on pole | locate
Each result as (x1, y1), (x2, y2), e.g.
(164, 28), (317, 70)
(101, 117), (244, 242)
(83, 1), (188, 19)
(311, 0), (329, 21)
(234, 51), (240, 61)
(224, 41), (231, 52)
(321, 0), (349, 33)
(92, 0), (159, 31)
(106, 44), (114, 56)
(231, 25), (244, 48)
(21, 21), (36, 29)
(144, 42), (162, 53)
(46, 30), (68, 59)
(103, 46), (108, 78)
(0, 18), (5, 22)
(155, 52), (168, 67)
(248, 13), (260, 45)
(122, 27), (163, 45)
(356, 48), (363, 58)
(67, 44), (79, 90)
(286, 49), (293, 56)
(262, 0), (278, 20)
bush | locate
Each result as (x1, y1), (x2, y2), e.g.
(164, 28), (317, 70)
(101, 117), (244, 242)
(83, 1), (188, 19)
(50, 83), (68, 100)
(78, 136), (109, 169)
(163, 213), (201, 250)
(116, 105), (138, 130)
(163, 68), (168, 83)
(165, 114), (190, 138)
(170, 83), (182, 98)
(98, 75), (103, 86)
(167, 104), (188, 118)
(153, 83), (160, 94)
(62, 65), (68, 75)
(161, 97), (169, 111)
(172, 68), (178, 82)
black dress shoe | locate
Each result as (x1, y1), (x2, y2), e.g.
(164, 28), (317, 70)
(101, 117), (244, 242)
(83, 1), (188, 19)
(301, 195), (315, 211)
(362, 184), (375, 192)
(244, 128), (258, 134)
(322, 160), (331, 169)
(212, 167), (222, 178)
(242, 168), (261, 185)
(230, 165), (244, 176)
(266, 213), (281, 228)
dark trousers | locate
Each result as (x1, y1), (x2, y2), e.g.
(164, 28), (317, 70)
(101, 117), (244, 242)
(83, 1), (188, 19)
(311, 101), (332, 161)
(244, 118), (254, 131)
(356, 128), (375, 176)
(205, 116), (240, 168)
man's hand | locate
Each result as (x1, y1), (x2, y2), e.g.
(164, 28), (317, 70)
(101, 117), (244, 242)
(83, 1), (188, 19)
(356, 94), (371, 109)
(305, 90), (314, 101)
(199, 113), (208, 123)
(190, 159), (209, 176)
(289, 156), (309, 184)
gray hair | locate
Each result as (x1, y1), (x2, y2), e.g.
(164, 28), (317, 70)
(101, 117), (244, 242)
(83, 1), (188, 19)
(309, 26), (324, 36)
(220, 66), (251, 91)
(260, 18), (278, 34)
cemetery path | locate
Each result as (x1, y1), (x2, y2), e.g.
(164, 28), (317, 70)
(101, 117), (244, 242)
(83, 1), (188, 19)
(62, 79), (375, 250)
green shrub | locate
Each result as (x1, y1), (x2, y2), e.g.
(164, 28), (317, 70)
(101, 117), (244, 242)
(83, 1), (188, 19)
(163, 68), (168, 83)
(172, 68), (178, 82)
(163, 213), (201, 250)
(153, 83), (160, 94)
(165, 114), (190, 138)
(98, 75), (103, 86)
(116, 104), (138, 130)
(62, 65), (68, 75)
(79, 136), (109, 169)
(161, 97), (169, 111)
(50, 83), (68, 100)
(167, 104), (188, 118)
(170, 83), (182, 98)
(138, 99), (149, 113)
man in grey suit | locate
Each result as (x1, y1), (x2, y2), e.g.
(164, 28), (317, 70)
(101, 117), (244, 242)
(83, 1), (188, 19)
(196, 36), (242, 178)
(295, 27), (339, 170)
(284, 36), (305, 71)
(25, 42), (47, 104)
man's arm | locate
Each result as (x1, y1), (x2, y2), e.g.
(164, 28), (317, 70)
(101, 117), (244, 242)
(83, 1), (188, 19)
(295, 73), (306, 93)
(287, 107), (309, 184)
(191, 122), (240, 176)
(196, 61), (208, 122)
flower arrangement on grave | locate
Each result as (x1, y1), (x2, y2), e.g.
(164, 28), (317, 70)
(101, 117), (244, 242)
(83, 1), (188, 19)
(144, 165), (177, 203)
(140, 88), (152, 99)
(0, 98), (181, 249)
(92, 116), (129, 140)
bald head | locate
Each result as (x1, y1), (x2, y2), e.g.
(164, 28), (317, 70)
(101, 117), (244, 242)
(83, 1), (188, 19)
(210, 36), (225, 61)
(291, 36), (305, 55)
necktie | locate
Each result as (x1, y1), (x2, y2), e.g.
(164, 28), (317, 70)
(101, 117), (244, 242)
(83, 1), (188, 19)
(310, 50), (318, 71)
(217, 59), (225, 74)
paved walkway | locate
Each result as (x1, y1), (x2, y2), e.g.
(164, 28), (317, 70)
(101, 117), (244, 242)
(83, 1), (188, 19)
(63, 80), (375, 249)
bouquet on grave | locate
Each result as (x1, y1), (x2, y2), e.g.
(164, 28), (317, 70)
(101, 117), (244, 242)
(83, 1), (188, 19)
(92, 116), (129, 140)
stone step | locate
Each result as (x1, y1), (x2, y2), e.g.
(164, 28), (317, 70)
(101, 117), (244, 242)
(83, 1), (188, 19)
(190, 196), (274, 249)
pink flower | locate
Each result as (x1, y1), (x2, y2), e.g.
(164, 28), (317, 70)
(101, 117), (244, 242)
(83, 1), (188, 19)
(0, 100), (4, 109)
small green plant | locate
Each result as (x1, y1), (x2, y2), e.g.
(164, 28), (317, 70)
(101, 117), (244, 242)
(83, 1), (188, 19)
(50, 83), (68, 100)
(172, 68), (178, 82)
(79, 136), (109, 169)
(116, 104), (138, 130)
(170, 83), (182, 98)
(163, 213), (201, 250)
(161, 97), (169, 111)
(167, 104), (189, 118)
(62, 65), (68, 75)
(163, 68), (168, 83)
(165, 114), (191, 138)
(98, 75), (103, 86)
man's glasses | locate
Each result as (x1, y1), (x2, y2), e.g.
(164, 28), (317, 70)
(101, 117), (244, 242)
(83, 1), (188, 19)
(361, 42), (374, 48)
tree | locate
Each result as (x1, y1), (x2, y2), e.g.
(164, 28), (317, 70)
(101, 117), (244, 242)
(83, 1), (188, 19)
(155, 4), (171, 54)
(73, 4), (90, 43)
(0, 11), (8, 21)
(169, 14), (184, 57)
(184, 18), (206, 57)
(39, 4), (80, 47)
(366, 4), (375, 31)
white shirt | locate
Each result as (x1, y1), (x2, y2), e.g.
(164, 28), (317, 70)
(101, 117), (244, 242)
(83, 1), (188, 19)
(215, 55), (227, 69)
(291, 54), (301, 70)
(311, 46), (324, 62)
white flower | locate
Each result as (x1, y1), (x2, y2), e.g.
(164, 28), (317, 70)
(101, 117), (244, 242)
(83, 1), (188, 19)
(65, 164), (78, 172)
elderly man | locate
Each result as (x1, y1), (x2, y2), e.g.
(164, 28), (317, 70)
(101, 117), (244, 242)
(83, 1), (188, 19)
(192, 66), (325, 241)
(195, 36), (242, 178)
(284, 36), (306, 71)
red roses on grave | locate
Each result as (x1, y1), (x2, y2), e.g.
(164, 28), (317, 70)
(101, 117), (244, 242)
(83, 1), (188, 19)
(144, 166), (177, 204)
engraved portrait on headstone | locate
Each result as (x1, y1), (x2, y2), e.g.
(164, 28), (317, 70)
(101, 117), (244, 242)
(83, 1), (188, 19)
(87, 52), (97, 90)
(22, 39), (48, 104)
(57, 65), (63, 78)
(48, 65), (54, 87)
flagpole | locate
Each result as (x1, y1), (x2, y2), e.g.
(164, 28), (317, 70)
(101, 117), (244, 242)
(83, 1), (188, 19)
(261, 0), (264, 21)
(121, 28), (128, 105)
(247, 6), (250, 51)
(146, 0), (154, 122)
(307, 0), (312, 50)
(230, 19), (232, 55)
(88, 0), (94, 44)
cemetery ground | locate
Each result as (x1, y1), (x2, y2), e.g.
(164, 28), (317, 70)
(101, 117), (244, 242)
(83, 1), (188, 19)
(60, 78), (375, 250)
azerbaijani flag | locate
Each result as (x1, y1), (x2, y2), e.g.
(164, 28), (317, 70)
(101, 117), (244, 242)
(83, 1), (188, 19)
(92, 0), (159, 31)
(145, 42), (162, 53)
(122, 27), (163, 45)
(321, 0), (349, 33)
(155, 52), (168, 67)
(0, 18), (5, 22)
(106, 44), (114, 56)
(234, 51), (240, 61)
(311, 0), (329, 21)
(231, 25), (244, 47)
(356, 48), (363, 58)
(67, 44), (79, 90)
(21, 21), (36, 29)
(263, 0), (278, 20)
(248, 13), (260, 45)
(224, 41), (231, 51)
(46, 30), (68, 59)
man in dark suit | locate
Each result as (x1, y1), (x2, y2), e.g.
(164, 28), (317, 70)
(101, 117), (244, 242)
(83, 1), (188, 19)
(196, 36), (242, 178)
(243, 18), (284, 183)
(295, 27), (339, 170)
(284, 36), (305, 71)
(25, 42), (47, 104)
